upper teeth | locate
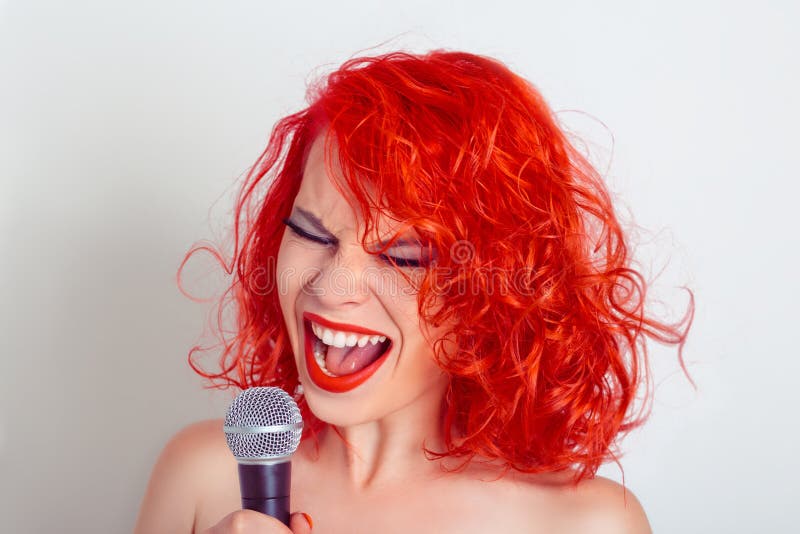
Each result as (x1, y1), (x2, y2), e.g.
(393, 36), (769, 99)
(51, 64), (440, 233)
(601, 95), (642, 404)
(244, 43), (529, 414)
(311, 322), (387, 349)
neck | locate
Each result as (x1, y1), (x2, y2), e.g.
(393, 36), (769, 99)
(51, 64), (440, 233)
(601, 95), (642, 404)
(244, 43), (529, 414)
(316, 379), (449, 492)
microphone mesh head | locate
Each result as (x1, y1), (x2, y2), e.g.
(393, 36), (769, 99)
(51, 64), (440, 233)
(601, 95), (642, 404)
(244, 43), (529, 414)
(223, 387), (303, 460)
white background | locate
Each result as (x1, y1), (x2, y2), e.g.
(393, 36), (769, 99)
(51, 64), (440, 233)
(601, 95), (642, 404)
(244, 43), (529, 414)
(1, 1), (798, 532)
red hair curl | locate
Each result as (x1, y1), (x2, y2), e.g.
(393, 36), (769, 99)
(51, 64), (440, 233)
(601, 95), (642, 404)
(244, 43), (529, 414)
(179, 50), (694, 483)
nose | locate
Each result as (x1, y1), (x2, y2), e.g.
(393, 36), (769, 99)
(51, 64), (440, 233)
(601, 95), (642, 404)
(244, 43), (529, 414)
(304, 242), (374, 308)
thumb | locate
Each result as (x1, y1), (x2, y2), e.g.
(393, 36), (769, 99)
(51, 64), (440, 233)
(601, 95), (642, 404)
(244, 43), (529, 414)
(289, 511), (313, 533)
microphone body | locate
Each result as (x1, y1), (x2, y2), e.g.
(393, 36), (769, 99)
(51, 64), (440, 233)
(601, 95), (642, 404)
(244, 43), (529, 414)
(223, 387), (303, 527)
(238, 462), (292, 523)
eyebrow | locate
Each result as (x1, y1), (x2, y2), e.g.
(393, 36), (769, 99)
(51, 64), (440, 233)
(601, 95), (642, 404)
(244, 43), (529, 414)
(291, 206), (427, 249)
(294, 207), (332, 237)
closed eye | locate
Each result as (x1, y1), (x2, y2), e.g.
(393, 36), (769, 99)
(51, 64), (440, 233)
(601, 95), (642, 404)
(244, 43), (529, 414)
(282, 218), (336, 246)
(380, 255), (424, 268)
(283, 217), (428, 269)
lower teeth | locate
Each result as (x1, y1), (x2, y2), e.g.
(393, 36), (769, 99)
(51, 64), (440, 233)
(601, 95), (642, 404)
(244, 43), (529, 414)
(313, 338), (335, 377)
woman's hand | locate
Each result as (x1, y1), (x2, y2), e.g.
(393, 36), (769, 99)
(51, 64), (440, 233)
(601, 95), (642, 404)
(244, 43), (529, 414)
(202, 510), (313, 533)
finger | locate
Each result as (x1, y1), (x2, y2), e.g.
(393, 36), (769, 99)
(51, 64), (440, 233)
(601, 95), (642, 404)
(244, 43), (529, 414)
(289, 511), (313, 533)
(203, 509), (294, 533)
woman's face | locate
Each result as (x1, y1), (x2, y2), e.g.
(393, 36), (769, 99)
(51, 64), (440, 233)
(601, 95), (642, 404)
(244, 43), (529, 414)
(276, 135), (449, 427)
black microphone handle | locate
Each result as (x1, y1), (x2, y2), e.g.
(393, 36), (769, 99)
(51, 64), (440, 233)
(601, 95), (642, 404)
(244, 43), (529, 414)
(238, 461), (292, 526)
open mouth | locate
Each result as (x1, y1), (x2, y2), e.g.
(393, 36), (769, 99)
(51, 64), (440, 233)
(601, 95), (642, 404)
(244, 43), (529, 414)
(302, 311), (393, 393)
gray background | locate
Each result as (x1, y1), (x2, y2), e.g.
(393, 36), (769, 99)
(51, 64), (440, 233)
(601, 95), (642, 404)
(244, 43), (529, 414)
(1, 0), (797, 532)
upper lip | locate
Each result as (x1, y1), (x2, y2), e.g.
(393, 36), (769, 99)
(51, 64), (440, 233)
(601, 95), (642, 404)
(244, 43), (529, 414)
(303, 311), (389, 337)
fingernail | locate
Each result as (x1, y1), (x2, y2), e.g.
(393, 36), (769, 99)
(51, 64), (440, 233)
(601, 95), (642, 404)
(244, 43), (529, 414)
(301, 512), (314, 529)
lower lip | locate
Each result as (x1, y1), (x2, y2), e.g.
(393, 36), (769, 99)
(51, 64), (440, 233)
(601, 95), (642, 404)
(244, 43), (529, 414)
(302, 318), (392, 393)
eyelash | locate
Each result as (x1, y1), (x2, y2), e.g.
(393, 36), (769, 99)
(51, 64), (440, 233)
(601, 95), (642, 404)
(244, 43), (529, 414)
(282, 218), (424, 268)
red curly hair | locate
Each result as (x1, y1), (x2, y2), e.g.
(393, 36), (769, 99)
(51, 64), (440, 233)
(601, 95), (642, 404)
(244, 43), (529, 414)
(179, 50), (693, 483)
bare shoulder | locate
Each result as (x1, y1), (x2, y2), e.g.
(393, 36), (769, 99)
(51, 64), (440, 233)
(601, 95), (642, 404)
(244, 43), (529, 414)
(174, 418), (231, 457)
(553, 475), (653, 534)
(452, 464), (650, 534)
(134, 419), (238, 534)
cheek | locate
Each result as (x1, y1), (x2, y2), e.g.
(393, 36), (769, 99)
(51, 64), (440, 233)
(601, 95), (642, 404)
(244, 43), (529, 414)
(275, 240), (311, 337)
(275, 241), (293, 315)
(276, 237), (329, 290)
(275, 241), (327, 341)
(276, 241), (311, 300)
(392, 298), (441, 375)
(275, 243), (312, 364)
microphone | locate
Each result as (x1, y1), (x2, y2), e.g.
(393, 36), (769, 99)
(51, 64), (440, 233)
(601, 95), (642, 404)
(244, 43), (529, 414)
(223, 387), (304, 526)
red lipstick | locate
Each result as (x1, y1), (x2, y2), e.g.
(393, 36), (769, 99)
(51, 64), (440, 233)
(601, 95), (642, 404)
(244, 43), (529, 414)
(302, 312), (392, 393)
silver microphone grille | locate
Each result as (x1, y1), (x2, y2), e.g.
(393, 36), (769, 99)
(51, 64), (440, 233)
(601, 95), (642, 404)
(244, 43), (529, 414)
(223, 387), (303, 461)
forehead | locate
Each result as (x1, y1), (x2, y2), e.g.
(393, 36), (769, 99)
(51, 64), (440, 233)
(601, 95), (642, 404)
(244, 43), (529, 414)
(293, 135), (358, 227)
(293, 135), (411, 241)
(297, 136), (345, 192)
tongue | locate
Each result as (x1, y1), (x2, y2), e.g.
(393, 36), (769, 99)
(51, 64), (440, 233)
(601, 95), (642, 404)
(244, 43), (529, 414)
(326, 342), (387, 376)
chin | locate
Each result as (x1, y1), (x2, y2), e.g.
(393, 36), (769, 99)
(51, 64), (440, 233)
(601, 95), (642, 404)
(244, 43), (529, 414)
(301, 390), (388, 428)
(299, 367), (450, 432)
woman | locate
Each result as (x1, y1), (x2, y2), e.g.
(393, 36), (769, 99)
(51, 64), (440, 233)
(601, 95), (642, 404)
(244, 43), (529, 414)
(135, 50), (692, 533)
